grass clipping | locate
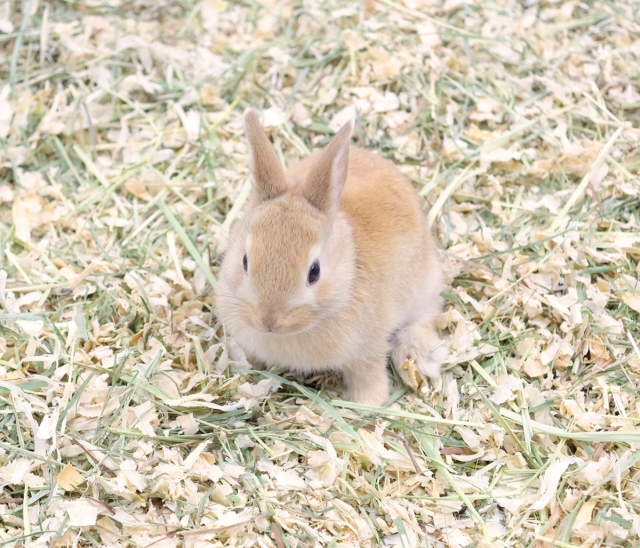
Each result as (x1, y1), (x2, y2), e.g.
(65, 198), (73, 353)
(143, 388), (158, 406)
(1, 1), (640, 547)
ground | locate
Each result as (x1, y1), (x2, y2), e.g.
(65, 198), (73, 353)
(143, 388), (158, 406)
(1, 0), (640, 547)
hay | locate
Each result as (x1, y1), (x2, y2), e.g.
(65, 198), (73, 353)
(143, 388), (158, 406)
(0, 0), (639, 546)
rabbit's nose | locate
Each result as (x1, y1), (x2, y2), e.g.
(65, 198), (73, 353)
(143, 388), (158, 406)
(262, 311), (277, 332)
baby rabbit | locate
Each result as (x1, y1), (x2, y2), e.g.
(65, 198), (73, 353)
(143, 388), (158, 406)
(215, 109), (444, 406)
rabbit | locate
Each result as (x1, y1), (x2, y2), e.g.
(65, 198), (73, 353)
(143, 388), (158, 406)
(214, 108), (445, 406)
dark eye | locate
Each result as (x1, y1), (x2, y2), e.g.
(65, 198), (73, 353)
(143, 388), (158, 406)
(243, 254), (248, 272)
(308, 261), (320, 284)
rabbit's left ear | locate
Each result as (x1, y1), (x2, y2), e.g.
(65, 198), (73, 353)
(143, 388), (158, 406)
(303, 119), (354, 219)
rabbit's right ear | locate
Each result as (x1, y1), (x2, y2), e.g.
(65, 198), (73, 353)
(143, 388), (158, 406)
(302, 119), (353, 219)
(243, 109), (287, 203)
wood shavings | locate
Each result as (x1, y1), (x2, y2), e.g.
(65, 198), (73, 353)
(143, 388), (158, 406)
(0, 0), (639, 546)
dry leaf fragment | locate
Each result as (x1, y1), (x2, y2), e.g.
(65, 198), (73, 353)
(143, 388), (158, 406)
(490, 375), (523, 405)
(11, 193), (41, 243)
(622, 291), (640, 314)
(96, 516), (120, 544)
(177, 413), (199, 435)
(574, 497), (598, 530)
(57, 464), (86, 492)
(66, 498), (98, 527)
(531, 458), (582, 511)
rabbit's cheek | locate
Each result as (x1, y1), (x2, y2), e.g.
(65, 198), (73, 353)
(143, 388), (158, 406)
(313, 278), (334, 304)
(238, 302), (263, 331)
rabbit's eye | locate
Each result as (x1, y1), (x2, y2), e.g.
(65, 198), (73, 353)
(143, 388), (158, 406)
(308, 261), (320, 284)
(243, 254), (248, 272)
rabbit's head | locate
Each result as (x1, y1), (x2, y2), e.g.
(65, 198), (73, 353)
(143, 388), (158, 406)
(216, 110), (356, 335)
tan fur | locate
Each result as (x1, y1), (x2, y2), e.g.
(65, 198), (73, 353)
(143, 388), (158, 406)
(215, 109), (444, 406)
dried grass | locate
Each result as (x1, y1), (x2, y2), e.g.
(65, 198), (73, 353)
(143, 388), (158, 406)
(1, 0), (640, 547)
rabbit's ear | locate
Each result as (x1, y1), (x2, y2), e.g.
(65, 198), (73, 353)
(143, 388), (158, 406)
(303, 119), (354, 218)
(243, 109), (287, 203)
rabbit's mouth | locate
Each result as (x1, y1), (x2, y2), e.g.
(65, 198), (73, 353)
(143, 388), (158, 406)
(240, 303), (314, 335)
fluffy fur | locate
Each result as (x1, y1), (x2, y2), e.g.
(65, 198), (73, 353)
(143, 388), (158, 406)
(215, 108), (444, 405)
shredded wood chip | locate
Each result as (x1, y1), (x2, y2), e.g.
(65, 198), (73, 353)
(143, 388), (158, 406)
(57, 464), (86, 492)
(0, 1), (639, 546)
